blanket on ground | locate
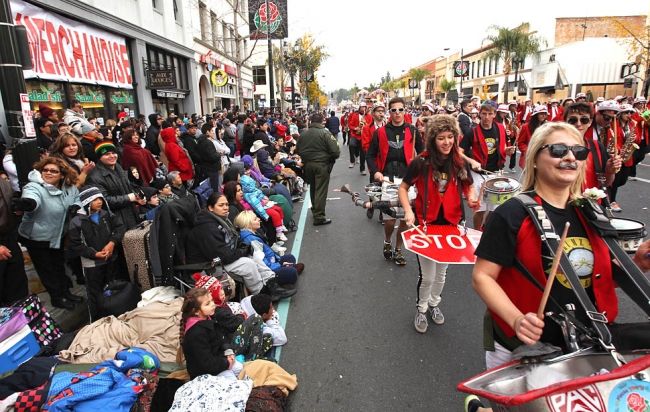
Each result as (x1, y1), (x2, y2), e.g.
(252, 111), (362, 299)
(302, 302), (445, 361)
(238, 360), (297, 396)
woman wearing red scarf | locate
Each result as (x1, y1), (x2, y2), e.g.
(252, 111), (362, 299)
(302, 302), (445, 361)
(399, 115), (479, 334)
(120, 129), (158, 186)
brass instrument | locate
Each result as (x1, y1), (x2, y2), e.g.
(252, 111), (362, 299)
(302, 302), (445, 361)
(620, 121), (639, 163)
(357, 116), (366, 135)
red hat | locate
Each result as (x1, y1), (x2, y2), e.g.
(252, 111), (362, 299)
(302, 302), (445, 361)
(192, 273), (225, 305)
(39, 104), (54, 119)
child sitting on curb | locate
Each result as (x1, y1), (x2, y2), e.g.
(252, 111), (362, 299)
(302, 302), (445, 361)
(239, 175), (288, 242)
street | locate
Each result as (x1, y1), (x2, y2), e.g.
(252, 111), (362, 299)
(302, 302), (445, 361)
(280, 144), (650, 411)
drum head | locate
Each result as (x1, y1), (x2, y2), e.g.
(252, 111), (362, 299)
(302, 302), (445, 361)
(484, 177), (521, 193)
(610, 218), (644, 231)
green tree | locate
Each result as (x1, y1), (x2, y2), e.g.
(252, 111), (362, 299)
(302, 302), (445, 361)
(609, 18), (650, 98)
(439, 78), (457, 101)
(484, 23), (544, 102)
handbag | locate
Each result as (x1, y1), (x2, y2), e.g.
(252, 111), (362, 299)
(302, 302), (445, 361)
(96, 280), (140, 318)
(12, 294), (63, 347)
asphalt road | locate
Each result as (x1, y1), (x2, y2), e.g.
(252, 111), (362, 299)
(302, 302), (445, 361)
(280, 142), (650, 411)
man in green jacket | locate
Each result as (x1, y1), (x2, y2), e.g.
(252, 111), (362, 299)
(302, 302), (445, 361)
(297, 113), (340, 225)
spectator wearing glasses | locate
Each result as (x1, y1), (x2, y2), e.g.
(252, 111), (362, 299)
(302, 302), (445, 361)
(16, 157), (82, 310)
(366, 97), (424, 266)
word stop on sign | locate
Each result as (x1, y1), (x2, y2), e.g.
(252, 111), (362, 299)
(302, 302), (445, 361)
(401, 225), (482, 264)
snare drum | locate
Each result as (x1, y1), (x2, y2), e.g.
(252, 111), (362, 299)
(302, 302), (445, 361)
(610, 218), (647, 253)
(483, 177), (521, 207)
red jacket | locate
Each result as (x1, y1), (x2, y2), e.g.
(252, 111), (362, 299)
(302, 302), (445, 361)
(491, 196), (617, 339)
(361, 121), (383, 152)
(582, 125), (610, 190)
(516, 122), (531, 169)
(348, 112), (372, 139)
(517, 104), (533, 125)
(632, 111), (649, 146)
(161, 128), (194, 181)
(411, 154), (470, 225)
(471, 123), (507, 168)
(340, 114), (349, 131)
(547, 104), (562, 122)
(375, 125), (416, 172)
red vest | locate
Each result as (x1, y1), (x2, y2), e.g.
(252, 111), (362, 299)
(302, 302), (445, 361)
(491, 197), (618, 338)
(582, 125), (607, 190)
(472, 123), (507, 168)
(376, 125), (415, 172)
(412, 160), (467, 225)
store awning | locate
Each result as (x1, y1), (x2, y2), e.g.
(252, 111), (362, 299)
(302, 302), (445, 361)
(531, 62), (568, 90)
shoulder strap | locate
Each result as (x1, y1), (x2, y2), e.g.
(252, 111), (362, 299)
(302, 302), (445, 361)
(513, 193), (612, 346)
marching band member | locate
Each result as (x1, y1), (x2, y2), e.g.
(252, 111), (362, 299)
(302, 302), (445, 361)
(348, 102), (372, 175)
(460, 103), (516, 229)
(516, 98), (533, 126)
(361, 102), (386, 181)
(581, 101), (622, 192)
(367, 97), (424, 266)
(630, 97), (648, 180)
(340, 109), (350, 145)
(608, 104), (638, 212)
(495, 104), (518, 173)
(517, 105), (548, 169)
(399, 115), (479, 333)
(547, 99), (562, 122)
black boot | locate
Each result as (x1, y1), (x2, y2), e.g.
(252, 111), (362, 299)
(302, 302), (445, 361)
(64, 290), (84, 303)
(51, 296), (76, 310)
(264, 278), (297, 301)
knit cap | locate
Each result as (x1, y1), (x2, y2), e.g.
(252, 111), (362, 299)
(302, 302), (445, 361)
(192, 273), (225, 305)
(79, 186), (104, 212)
(95, 140), (117, 157)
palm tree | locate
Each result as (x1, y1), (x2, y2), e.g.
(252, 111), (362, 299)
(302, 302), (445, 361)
(484, 24), (544, 102)
(439, 78), (457, 104)
(408, 68), (432, 102)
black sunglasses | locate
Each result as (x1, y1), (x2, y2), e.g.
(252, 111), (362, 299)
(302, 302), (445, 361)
(389, 108), (405, 113)
(601, 114), (615, 121)
(566, 116), (591, 125)
(540, 143), (589, 161)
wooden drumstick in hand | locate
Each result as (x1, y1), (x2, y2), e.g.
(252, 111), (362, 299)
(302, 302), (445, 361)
(537, 222), (570, 319)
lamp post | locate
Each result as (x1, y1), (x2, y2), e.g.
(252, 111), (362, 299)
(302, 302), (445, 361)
(265, 0), (275, 111)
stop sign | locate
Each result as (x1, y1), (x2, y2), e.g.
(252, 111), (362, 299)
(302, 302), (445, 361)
(401, 225), (483, 264)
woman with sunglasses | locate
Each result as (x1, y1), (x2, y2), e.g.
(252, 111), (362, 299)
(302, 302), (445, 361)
(15, 157), (82, 310)
(472, 122), (649, 371)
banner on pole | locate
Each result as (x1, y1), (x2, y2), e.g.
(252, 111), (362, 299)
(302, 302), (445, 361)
(248, 0), (288, 40)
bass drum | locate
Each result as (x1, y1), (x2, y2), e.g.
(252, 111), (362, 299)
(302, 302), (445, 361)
(610, 217), (647, 253)
(483, 177), (521, 207)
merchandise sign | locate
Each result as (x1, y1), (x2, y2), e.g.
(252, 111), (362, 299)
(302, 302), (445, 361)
(147, 69), (176, 89)
(248, 0), (288, 40)
(20, 94), (36, 138)
(453, 60), (469, 77)
(11, 0), (133, 89)
(401, 224), (482, 264)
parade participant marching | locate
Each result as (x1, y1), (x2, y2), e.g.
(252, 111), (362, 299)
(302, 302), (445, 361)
(348, 102), (372, 174)
(361, 102), (386, 182)
(367, 97), (424, 266)
(472, 121), (650, 370)
(630, 96), (648, 180)
(297, 113), (340, 226)
(516, 98), (533, 126)
(608, 104), (638, 212)
(460, 103), (516, 229)
(495, 104), (518, 173)
(340, 110), (350, 145)
(399, 115), (479, 333)
(516, 104), (548, 169)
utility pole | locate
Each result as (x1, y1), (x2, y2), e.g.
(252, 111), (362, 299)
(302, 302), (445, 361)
(459, 48), (464, 99)
(265, 0), (274, 111)
(0, 0), (30, 147)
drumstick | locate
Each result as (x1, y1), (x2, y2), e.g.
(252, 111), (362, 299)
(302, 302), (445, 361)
(537, 222), (571, 319)
(409, 224), (432, 244)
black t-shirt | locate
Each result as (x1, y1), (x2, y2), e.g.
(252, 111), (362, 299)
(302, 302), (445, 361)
(476, 197), (596, 349)
(367, 123), (424, 177)
(461, 123), (500, 172)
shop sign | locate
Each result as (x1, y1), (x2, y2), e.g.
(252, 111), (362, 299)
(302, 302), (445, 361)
(211, 69), (229, 87)
(156, 90), (186, 99)
(110, 91), (134, 104)
(28, 86), (63, 103)
(148, 69), (177, 89)
(11, 0), (133, 89)
(74, 91), (105, 104)
(224, 64), (237, 76)
(20, 93), (36, 138)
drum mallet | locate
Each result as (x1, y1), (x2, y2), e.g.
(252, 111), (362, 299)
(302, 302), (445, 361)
(537, 222), (571, 319)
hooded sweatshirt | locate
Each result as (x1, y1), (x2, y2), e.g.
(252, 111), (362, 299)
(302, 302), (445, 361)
(161, 128), (194, 181)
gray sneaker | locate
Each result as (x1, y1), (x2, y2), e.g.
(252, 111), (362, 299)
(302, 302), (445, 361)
(414, 311), (428, 333)
(429, 306), (445, 325)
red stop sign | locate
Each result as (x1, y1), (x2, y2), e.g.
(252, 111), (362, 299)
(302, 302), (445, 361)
(401, 225), (483, 264)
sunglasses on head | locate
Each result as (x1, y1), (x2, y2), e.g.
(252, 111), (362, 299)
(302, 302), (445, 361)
(389, 108), (405, 113)
(540, 143), (589, 161)
(566, 116), (591, 125)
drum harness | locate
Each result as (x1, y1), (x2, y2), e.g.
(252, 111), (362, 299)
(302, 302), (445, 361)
(512, 192), (639, 368)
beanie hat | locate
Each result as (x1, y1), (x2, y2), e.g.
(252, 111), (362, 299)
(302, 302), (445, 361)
(192, 273), (225, 305)
(81, 122), (96, 135)
(94, 140), (117, 157)
(141, 186), (158, 201)
(241, 155), (254, 168)
(79, 186), (104, 212)
(38, 104), (55, 119)
(151, 178), (168, 191)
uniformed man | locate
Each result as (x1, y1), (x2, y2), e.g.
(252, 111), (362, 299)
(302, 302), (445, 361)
(297, 113), (341, 225)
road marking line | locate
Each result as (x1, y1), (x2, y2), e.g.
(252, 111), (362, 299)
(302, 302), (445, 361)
(275, 189), (311, 361)
(638, 163), (650, 167)
(630, 176), (650, 183)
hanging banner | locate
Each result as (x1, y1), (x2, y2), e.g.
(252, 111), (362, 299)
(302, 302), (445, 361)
(248, 0), (288, 40)
(11, 0), (133, 89)
(20, 94), (36, 138)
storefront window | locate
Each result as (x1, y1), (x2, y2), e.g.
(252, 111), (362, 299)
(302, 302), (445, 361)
(108, 89), (135, 119)
(70, 84), (106, 120)
(26, 81), (66, 112)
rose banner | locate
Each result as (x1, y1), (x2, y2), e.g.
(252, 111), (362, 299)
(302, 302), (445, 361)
(248, 0), (288, 40)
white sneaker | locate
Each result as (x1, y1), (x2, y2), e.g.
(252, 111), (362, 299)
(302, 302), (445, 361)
(271, 243), (287, 255)
(349, 163), (354, 168)
(414, 311), (428, 333)
(276, 232), (288, 242)
(429, 306), (445, 325)
(279, 225), (289, 233)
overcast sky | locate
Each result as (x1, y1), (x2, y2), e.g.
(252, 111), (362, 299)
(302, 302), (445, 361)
(285, 0), (648, 92)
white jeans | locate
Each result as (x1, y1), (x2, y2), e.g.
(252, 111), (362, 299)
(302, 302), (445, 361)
(485, 342), (514, 370)
(416, 256), (449, 313)
(224, 257), (275, 294)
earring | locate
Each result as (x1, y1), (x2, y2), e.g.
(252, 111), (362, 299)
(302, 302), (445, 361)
(533, 165), (537, 169)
